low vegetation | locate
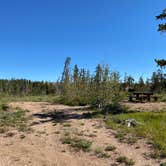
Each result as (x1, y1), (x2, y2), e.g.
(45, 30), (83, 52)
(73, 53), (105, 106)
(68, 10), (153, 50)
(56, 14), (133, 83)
(62, 136), (92, 152)
(116, 156), (135, 165)
(0, 95), (60, 103)
(159, 94), (166, 102)
(160, 162), (166, 166)
(105, 145), (116, 151)
(94, 147), (111, 158)
(106, 112), (166, 157)
(0, 102), (29, 132)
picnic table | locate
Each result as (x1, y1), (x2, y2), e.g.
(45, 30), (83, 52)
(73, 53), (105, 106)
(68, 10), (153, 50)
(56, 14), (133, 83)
(129, 92), (158, 102)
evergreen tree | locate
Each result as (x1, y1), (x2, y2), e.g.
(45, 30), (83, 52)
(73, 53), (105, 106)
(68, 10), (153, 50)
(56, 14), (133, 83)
(94, 64), (102, 84)
(155, 59), (166, 69)
(138, 76), (145, 91)
(61, 57), (71, 83)
(156, 9), (166, 32)
(155, 10), (166, 67)
(61, 57), (71, 96)
(73, 65), (79, 84)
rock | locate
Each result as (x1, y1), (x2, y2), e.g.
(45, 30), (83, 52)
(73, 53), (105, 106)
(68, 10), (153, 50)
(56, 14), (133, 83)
(123, 119), (142, 127)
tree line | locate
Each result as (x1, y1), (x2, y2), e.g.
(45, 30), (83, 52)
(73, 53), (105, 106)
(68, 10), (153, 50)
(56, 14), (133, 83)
(59, 57), (166, 107)
(121, 70), (166, 93)
(0, 79), (56, 96)
(0, 58), (165, 101)
(0, 58), (164, 110)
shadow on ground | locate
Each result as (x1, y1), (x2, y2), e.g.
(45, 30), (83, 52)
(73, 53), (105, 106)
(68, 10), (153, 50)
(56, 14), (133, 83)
(32, 107), (99, 125)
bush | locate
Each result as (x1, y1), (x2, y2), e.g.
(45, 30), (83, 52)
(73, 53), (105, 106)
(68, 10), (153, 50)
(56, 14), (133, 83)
(116, 156), (135, 165)
(1, 103), (9, 111)
(160, 94), (166, 102)
(59, 95), (88, 106)
(103, 103), (127, 114)
(62, 136), (92, 152)
(105, 145), (116, 151)
(94, 147), (110, 158)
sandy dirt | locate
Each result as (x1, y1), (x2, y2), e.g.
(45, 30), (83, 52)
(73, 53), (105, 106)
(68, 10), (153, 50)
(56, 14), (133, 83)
(123, 102), (166, 112)
(0, 102), (165, 166)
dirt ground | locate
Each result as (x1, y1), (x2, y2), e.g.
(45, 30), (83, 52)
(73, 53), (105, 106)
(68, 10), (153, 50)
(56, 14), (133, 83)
(122, 102), (166, 112)
(0, 102), (165, 166)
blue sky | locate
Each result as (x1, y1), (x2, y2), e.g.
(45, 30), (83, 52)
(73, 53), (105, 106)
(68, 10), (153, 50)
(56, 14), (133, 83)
(0, 0), (165, 81)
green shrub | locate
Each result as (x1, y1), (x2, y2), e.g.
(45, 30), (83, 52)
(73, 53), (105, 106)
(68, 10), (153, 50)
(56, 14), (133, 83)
(103, 103), (127, 115)
(105, 145), (116, 151)
(116, 156), (135, 165)
(62, 136), (92, 152)
(115, 132), (126, 142)
(1, 103), (9, 111)
(94, 147), (110, 158)
(160, 162), (166, 166)
(0, 107), (29, 132)
(159, 94), (166, 102)
(126, 137), (137, 145)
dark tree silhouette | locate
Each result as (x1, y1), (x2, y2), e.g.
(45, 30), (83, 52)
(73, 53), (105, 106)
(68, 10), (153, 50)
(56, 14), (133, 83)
(155, 59), (166, 68)
(156, 9), (166, 32)
(155, 9), (166, 69)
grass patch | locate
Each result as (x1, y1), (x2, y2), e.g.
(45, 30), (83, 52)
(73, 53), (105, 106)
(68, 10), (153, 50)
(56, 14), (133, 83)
(0, 102), (29, 132)
(106, 112), (166, 157)
(94, 147), (111, 158)
(160, 162), (166, 166)
(105, 145), (116, 151)
(114, 132), (137, 144)
(0, 109), (29, 131)
(159, 94), (166, 102)
(116, 156), (135, 165)
(115, 132), (126, 142)
(62, 136), (92, 152)
(126, 136), (137, 145)
(63, 127), (84, 137)
(0, 95), (61, 103)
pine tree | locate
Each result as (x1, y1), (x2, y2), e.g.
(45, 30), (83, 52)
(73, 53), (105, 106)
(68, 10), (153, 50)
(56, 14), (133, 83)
(61, 57), (71, 83)
(155, 59), (166, 69)
(73, 65), (79, 84)
(155, 9), (166, 67)
(156, 9), (166, 32)
(94, 64), (102, 84)
(138, 76), (145, 91)
(61, 57), (71, 96)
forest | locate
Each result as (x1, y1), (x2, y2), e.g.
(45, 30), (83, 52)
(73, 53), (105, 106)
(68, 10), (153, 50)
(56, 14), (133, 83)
(0, 57), (165, 107)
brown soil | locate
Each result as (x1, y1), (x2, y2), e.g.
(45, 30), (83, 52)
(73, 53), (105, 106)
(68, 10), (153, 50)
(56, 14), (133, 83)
(0, 102), (164, 166)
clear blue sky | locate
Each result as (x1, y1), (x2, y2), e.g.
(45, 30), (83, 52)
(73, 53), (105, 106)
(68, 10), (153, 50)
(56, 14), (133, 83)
(0, 0), (165, 81)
